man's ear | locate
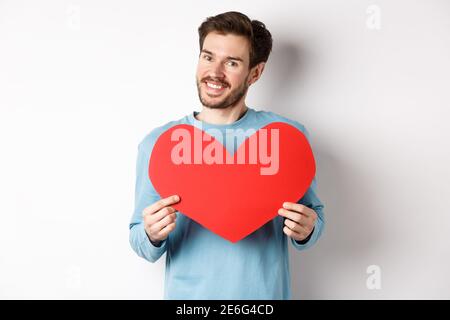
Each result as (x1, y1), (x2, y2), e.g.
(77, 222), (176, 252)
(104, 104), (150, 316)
(248, 62), (266, 86)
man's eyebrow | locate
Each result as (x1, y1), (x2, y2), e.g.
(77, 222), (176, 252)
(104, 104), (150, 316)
(201, 49), (244, 62)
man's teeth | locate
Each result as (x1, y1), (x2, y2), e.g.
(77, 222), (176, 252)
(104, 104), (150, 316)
(206, 82), (224, 89)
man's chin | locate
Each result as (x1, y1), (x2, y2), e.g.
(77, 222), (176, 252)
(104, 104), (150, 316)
(202, 103), (232, 109)
(200, 95), (231, 109)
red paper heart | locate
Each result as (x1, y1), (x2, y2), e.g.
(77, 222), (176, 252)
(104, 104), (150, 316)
(149, 122), (315, 243)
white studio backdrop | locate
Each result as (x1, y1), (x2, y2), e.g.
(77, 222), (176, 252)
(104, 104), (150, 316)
(0, 0), (449, 299)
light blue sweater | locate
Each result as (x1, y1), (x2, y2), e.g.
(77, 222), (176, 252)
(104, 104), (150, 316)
(129, 107), (325, 299)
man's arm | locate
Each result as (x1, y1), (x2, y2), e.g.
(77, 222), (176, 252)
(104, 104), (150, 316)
(279, 123), (325, 250)
(129, 138), (168, 263)
(290, 177), (325, 250)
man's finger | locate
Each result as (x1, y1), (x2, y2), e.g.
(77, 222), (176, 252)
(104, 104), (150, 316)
(278, 208), (302, 223)
(147, 206), (176, 224)
(158, 222), (176, 238)
(143, 195), (180, 216)
(284, 218), (299, 232)
(279, 208), (316, 228)
(282, 202), (312, 217)
(283, 225), (306, 239)
(284, 218), (311, 235)
(152, 212), (177, 232)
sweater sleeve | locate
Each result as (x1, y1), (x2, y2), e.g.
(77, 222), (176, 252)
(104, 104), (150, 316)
(290, 125), (325, 251)
(291, 176), (325, 251)
(129, 136), (167, 263)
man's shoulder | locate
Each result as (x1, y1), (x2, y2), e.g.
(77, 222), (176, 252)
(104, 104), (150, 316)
(138, 115), (189, 153)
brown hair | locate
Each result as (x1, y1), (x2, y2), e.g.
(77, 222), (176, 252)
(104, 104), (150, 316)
(198, 11), (273, 70)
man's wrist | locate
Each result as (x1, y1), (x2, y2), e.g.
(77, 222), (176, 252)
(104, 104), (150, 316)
(150, 239), (162, 247)
(144, 227), (163, 247)
(296, 227), (315, 245)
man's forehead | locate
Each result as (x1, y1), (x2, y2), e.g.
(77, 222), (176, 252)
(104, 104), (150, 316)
(202, 32), (250, 61)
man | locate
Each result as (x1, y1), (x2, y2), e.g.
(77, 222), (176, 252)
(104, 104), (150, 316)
(129, 11), (325, 299)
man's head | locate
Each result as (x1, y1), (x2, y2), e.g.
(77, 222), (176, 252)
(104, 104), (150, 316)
(196, 11), (273, 109)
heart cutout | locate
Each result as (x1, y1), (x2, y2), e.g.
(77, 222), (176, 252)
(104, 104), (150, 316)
(149, 122), (315, 243)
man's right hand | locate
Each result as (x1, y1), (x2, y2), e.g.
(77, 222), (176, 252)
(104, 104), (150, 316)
(143, 195), (180, 246)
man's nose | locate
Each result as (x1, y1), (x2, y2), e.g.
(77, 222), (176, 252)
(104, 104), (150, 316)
(208, 61), (225, 78)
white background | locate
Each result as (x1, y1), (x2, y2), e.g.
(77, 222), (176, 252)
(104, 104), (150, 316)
(1, 0), (449, 299)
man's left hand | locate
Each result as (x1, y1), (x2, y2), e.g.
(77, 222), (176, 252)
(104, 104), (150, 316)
(278, 202), (317, 242)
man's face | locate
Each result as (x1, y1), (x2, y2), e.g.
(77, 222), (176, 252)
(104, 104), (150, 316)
(196, 32), (252, 109)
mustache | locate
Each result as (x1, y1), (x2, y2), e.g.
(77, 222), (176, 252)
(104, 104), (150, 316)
(202, 78), (229, 87)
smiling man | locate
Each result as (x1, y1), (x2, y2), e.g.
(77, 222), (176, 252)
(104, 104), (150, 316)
(129, 11), (325, 299)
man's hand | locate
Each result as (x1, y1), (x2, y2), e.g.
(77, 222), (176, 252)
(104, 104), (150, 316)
(142, 195), (180, 246)
(278, 202), (317, 242)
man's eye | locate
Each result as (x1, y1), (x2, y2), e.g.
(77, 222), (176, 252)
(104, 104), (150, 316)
(203, 55), (212, 61)
(227, 61), (237, 67)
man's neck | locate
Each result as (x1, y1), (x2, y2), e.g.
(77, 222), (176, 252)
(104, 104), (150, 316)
(195, 104), (248, 125)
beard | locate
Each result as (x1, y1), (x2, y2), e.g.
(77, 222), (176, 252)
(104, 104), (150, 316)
(196, 74), (250, 109)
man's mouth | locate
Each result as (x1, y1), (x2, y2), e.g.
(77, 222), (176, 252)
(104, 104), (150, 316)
(203, 80), (228, 95)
